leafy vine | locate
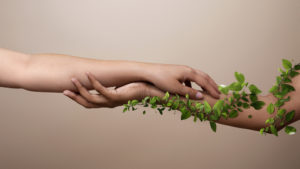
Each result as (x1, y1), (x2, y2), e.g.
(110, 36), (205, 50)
(123, 59), (300, 136)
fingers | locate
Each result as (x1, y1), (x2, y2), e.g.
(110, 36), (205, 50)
(63, 90), (99, 108)
(188, 71), (220, 99)
(71, 77), (102, 103)
(175, 81), (203, 100)
(86, 72), (116, 100)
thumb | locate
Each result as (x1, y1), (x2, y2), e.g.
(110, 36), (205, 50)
(176, 84), (203, 100)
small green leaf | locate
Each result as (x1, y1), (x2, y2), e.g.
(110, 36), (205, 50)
(270, 125), (278, 136)
(281, 84), (295, 92)
(282, 59), (292, 70)
(269, 85), (278, 94)
(277, 109), (286, 119)
(235, 72), (245, 83)
(131, 100), (139, 106)
(249, 94), (258, 102)
(210, 114), (219, 121)
(267, 103), (275, 114)
(265, 118), (275, 124)
(285, 126), (296, 135)
(218, 85), (229, 95)
(250, 101), (265, 110)
(181, 110), (192, 120)
(143, 110), (146, 115)
(285, 110), (295, 122)
(228, 82), (243, 91)
(242, 103), (250, 109)
(229, 110), (238, 118)
(260, 128), (265, 135)
(290, 71), (299, 78)
(210, 121), (217, 132)
(248, 115), (252, 119)
(204, 101), (211, 114)
(163, 92), (170, 101)
(157, 107), (165, 115)
(294, 64), (300, 70)
(185, 93), (189, 99)
(249, 84), (262, 94)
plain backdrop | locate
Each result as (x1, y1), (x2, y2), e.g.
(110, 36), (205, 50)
(0, 0), (299, 169)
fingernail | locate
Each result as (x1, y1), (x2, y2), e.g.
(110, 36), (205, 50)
(71, 78), (77, 82)
(86, 72), (90, 75)
(196, 92), (203, 99)
(63, 90), (70, 95)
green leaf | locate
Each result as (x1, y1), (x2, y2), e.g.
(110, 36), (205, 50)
(197, 113), (204, 121)
(185, 93), (189, 99)
(123, 106), (128, 113)
(250, 94), (258, 102)
(281, 84), (295, 92)
(249, 84), (262, 94)
(242, 103), (250, 109)
(233, 92), (240, 100)
(210, 114), (219, 121)
(285, 110), (295, 122)
(265, 118), (275, 124)
(267, 103), (275, 114)
(204, 101), (211, 114)
(290, 71), (299, 78)
(277, 109), (286, 119)
(213, 100), (224, 116)
(248, 115), (252, 119)
(270, 125), (278, 136)
(260, 128), (265, 135)
(143, 110), (146, 115)
(218, 85), (229, 95)
(181, 110), (192, 120)
(294, 64), (300, 70)
(250, 101), (265, 110)
(157, 107), (165, 115)
(162, 92), (170, 101)
(228, 82), (243, 91)
(210, 121), (217, 132)
(131, 100), (139, 106)
(229, 110), (238, 118)
(269, 85), (278, 93)
(285, 126), (296, 135)
(235, 72), (245, 83)
(282, 59), (292, 70)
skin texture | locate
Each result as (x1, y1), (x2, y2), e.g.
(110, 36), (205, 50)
(67, 71), (300, 132)
(0, 48), (220, 100)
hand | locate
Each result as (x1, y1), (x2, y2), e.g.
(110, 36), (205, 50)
(144, 63), (220, 100)
(63, 72), (165, 108)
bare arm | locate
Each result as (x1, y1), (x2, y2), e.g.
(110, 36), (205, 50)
(66, 71), (300, 132)
(0, 48), (220, 99)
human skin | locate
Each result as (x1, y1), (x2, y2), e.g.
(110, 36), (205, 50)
(0, 48), (220, 100)
(67, 71), (300, 132)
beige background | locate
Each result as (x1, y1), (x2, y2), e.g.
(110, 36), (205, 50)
(0, 0), (300, 169)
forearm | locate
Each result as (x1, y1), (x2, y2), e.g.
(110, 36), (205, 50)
(0, 48), (150, 92)
(202, 74), (300, 131)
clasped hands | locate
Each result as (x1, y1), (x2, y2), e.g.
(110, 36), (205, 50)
(63, 64), (220, 108)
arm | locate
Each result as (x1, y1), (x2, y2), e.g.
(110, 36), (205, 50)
(67, 71), (300, 132)
(0, 48), (220, 99)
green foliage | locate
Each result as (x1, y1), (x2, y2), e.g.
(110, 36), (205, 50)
(250, 101), (265, 110)
(285, 110), (295, 122)
(235, 72), (245, 83)
(122, 59), (299, 136)
(249, 84), (262, 95)
(282, 59), (292, 70)
(210, 121), (217, 132)
(285, 126), (296, 135)
(267, 103), (275, 114)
